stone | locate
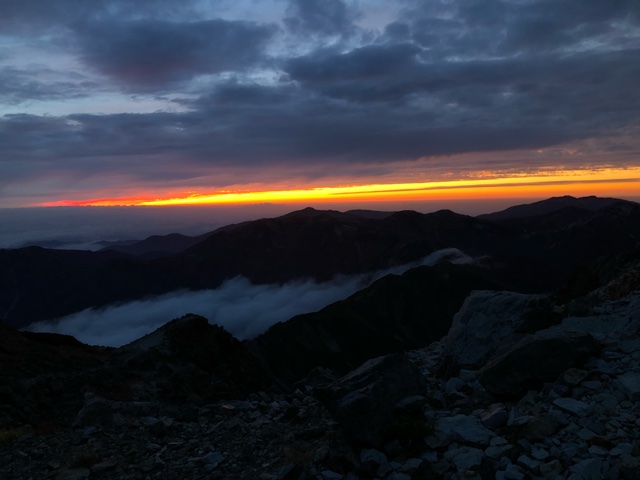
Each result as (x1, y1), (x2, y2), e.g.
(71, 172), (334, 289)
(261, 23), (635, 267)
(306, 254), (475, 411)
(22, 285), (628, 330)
(445, 377), (465, 393)
(202, 451), (225, 468)
(316, 354), (426, 446)
(569, 458), (605, 480)
(517, 414), (560, 441)
(321, 471), (343, 480)
(517, 455), (540, 471)
(385, 473), (411, 480)
(400, 458), (422, 473)
(481, 405), (508, 429)
(445, 446), (484, 472)
(553, 398), (590, 416)
(56, 469), (90, 480)
(444, 291), (555, 370)
(479, 332), (600, 399)
(562, 368), (589, 386)
(611, 443), (634, 456)
(486, 445), (515, 460)
(620, 456), (640, 480)
(531, 447), (550, 461)
(435, 414), (495, 445)
(504, 463), (525, 480)
(539, 459), (563, 476)
(576, 428), (597, 440)
(616, 372), (640, 401)
(360, 448), (388, 468)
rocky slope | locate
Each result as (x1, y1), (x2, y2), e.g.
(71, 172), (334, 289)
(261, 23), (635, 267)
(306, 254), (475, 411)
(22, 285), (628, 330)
(2, 249), (640, 479)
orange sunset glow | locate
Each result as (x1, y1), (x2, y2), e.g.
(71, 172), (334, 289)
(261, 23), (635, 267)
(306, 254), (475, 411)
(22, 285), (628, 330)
(41, 167), (640, 208)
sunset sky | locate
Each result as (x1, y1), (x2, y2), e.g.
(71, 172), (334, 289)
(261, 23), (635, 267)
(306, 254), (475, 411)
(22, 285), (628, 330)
(1, 0), (639, 209)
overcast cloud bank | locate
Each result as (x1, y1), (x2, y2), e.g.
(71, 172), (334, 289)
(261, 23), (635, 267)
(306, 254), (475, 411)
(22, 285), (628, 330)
(27, 248), (472, 347)
(1, 1), (639, 206)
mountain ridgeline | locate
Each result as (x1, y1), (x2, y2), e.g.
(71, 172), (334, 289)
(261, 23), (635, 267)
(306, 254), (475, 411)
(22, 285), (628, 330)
(2, 196), (640, 479)
(1, 196), (639, 330)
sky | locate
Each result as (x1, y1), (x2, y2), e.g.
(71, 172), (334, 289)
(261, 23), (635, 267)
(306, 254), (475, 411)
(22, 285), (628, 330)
(1, 0), (640, 209)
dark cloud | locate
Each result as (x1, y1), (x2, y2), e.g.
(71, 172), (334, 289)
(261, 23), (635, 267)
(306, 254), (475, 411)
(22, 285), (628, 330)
(1, 0), (639, 204)
(403, 0), (640, 57)
(0, 0), (199, 32)
(0, 66), (98, 105)
(73, 19), (276, 90)
(284, 0), (359, 37)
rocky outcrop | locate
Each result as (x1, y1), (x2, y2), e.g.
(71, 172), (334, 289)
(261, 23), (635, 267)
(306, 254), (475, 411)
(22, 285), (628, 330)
(478, 331), (600, 398)
(251, 264), (499, 384)
(443, 290), (557, 373)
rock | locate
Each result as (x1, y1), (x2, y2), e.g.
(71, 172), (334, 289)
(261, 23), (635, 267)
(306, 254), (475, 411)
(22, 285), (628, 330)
(485, 445), (515, 460)
(90, 458), (118, 473)
(72, 394), (114, 428)
(435, 414), (495, 445)
(616, 372), (640, 401)
(478, 332), (600, 399)
(360, 449), (388, 469)
(517, 454), (540, 471)
(386, 473), (411, 480)
(553, 398), (591, 417)
(611, 443), (634, 456)
(55, 469), (90, 480)
(444, 291), (556, 371)
(445, 446), (484, 472)
(569, 458), (605, 480)
(562, 368), (589, 386)
(445, 377), (465, 393)
(517, 413), (560, 441)
(620, 455), (640, 480)
(320, 470), (343, 480)
(202, 451), (225, 468)
(317, 354), (426, 446)
(481, 405), (508, 429)
(539, 459), (563, 476)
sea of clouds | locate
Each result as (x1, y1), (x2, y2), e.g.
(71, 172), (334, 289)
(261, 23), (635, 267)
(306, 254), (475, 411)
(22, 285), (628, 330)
(27, 248), (473, 347)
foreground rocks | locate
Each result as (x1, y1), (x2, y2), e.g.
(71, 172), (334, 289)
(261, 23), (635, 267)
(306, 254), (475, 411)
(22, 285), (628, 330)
(2, 260), (640, 478)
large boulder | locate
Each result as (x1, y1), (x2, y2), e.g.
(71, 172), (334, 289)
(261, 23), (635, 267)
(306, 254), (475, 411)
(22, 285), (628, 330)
(443, 291), (557, 373)
(478, 331), (600, 399)
(316, 354), (427, 447)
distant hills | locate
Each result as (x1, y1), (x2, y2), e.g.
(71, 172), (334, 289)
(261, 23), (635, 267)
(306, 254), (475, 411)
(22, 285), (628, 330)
(1, 196), (639, 330)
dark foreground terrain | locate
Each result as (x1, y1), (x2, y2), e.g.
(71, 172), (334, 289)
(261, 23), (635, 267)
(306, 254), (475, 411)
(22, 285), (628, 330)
(1, 196), (640, 479)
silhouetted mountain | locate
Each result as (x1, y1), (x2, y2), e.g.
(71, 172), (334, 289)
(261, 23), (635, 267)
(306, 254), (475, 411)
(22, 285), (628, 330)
(101, 232), (210, 259)
(1, 197), (639, 330)
(477, 195), (626, 221)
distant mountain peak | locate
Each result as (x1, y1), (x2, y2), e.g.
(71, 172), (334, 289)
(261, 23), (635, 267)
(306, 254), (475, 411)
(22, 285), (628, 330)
(478, 195), (634, 222)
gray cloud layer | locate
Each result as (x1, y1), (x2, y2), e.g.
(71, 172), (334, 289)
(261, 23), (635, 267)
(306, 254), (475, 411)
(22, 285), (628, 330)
(27, 248), (473, 346)
(1, 0), (639, 203)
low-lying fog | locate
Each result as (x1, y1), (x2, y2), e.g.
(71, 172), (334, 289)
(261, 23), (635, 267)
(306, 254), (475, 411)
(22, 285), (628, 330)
(27, 249), (474, 347)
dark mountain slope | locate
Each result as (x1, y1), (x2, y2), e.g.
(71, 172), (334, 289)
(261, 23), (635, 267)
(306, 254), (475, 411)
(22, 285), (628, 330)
(477, 195), (626, 221)
(249, 263), (500, 384)
(100, 232), (210, 259)
(0, 247), (193, 328)
(181, 208), (510, 283)
(2, 198), (639, 330)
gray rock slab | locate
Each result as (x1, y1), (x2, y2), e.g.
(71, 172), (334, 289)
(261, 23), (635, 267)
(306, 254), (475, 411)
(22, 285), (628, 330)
(553, 398), (591, 416)
(436, 414), (495, 445)
(616, 372), (640, 401)
(445, 291), (554, 369)
(445, 447), (484, 472)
